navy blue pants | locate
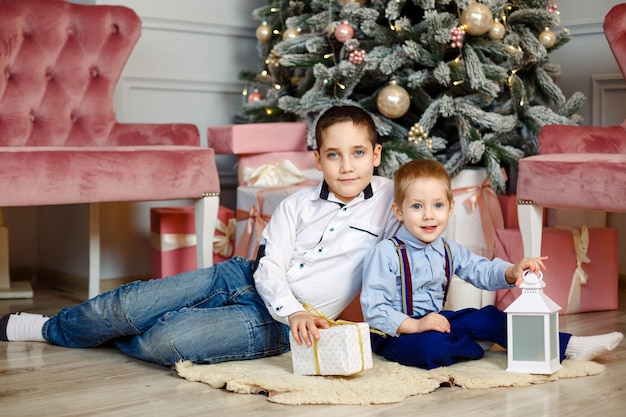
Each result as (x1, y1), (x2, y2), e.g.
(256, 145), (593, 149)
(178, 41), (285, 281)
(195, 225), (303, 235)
(371, 305), (572, 370)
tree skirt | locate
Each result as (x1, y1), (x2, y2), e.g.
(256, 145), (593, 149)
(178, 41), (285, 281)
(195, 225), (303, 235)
(175, 349), (604, 405)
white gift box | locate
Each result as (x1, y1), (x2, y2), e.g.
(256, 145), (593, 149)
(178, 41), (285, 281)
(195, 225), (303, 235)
(235, 185), (308, 259)
(442, 167), (504, 310)
(289, 323), (373, 376)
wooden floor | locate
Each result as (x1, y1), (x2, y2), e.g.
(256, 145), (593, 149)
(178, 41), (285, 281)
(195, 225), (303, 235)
(1, 284), (625, 417)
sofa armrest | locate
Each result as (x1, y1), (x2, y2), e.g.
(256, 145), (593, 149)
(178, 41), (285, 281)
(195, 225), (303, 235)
(109, 123), (201, 146)
(538, 123), (626, 154)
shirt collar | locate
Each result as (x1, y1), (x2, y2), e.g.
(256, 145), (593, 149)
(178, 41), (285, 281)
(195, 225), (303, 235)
(318, 180), (374, 202)
(396, 225), (446, 255)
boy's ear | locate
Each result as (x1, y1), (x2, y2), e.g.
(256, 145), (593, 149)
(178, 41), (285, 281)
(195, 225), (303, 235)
(391, 201), (403, 221)
(313, 150), (322, 171)
(449, 198), (455, 216)
(373, 144), (382, 167)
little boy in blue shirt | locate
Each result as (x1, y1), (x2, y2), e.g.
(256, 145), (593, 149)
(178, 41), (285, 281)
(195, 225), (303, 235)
(361, 159), (623, 370)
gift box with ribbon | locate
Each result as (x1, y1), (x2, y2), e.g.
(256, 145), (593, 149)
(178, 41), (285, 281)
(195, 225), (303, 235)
(235, 185), (308, 259)
(494, 226), (619, 314)
(208, 122), (308, 155)
(443, 167), (504, 259)
(440, 168), (504, 310)
(150, 205), (235, 278)
(238, 151), (321, 186)
(289, 305), (373, 376)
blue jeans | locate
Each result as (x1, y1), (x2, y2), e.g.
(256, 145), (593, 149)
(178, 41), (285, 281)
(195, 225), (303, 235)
(42, 257), (291, 366)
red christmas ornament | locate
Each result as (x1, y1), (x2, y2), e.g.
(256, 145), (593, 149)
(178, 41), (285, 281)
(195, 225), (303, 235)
(335, 21), (354, 43)
(247, 89), (264, 103)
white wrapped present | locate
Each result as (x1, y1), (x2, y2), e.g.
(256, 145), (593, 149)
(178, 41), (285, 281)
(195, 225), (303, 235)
(235, 185), (308, 259)
(289, 322), (373, 376)
(443, 167), (504, 259)
(442, 167), (504, 310)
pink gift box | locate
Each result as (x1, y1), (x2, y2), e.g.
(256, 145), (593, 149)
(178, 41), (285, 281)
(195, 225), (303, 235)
(150, 205), (235, 278)
(208, 122), (308, 154)
(238, 151), (319, 186)
(494, 227), (619, 314)
(150, 206), (197, 278)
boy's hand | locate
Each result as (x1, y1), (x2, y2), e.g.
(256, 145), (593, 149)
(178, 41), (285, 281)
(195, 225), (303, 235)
(505, 256), (548, 286)
(288, 311), (330, 346)
(398, 312), (450, 334)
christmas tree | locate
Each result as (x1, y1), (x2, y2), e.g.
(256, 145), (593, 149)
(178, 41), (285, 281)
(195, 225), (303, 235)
(237, 0), (584, 193)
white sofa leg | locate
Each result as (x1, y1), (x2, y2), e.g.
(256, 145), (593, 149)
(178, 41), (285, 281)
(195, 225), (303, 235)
(88, 203), (101, 299)
(195, 193), (219, 269)
(517, 202), (543, 258)
(0, 207), (33, 299)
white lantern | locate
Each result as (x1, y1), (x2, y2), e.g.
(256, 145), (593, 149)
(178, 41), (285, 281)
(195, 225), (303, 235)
(505, 270), (562, 374)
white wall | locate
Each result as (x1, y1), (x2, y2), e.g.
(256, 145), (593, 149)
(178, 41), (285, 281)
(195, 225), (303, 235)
(6, 0), (626, 283)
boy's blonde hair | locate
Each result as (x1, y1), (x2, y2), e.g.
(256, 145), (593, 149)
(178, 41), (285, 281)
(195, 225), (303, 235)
(315, 105), (378, 150)
(394, 159), (453, 206)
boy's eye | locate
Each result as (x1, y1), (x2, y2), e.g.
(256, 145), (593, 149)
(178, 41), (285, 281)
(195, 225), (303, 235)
(354, 149), (364, 156)
(411, 203), (422, 210)
(327, 152), (339, 159)
(435, 202), (445, 209)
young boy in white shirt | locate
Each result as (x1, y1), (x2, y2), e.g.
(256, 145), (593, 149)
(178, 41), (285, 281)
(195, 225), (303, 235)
(361, 159), (623, 370)
(1, 105), (399, 365)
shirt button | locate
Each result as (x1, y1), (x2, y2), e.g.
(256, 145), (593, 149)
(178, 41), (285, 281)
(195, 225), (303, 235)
(342, 207), (347, 212)
(317, 247), (323, 253)
(299, 263), (304, 269)
(329, 227), (335, 232)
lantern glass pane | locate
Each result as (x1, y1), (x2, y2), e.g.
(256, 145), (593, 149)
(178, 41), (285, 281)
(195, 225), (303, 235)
(550, 313), (558, 359)
(512, 315), (545, 361)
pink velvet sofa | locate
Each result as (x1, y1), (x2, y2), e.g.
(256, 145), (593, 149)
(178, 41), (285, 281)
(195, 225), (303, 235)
(516, 3), (626, 259)
(0, 0), (220, 298)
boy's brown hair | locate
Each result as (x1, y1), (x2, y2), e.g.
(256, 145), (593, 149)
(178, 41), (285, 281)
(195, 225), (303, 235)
(314, 105), (378, 150)
(394, 159), (453, 206)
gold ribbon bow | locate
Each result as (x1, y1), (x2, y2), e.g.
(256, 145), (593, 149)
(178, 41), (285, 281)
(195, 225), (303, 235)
(302, 303), (378, 375)
(150, 232), (196, 252)
(243, 159), (306, 186)
(452, 174), (505, 259)
(555, 225), (590, 314)
(213, 217), (236, 258)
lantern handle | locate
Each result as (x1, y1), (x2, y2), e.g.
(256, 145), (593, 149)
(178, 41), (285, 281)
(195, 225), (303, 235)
(521, 270), (543, 286)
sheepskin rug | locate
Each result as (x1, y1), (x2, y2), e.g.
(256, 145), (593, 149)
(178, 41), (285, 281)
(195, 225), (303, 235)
(175, 349), (604, 405)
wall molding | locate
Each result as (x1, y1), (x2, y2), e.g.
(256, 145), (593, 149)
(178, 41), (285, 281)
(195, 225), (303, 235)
(562, 17), (604, 36)
(140, 14), (256, 39)
(116, 75), (244, 120)
(591, 73), (626, 126)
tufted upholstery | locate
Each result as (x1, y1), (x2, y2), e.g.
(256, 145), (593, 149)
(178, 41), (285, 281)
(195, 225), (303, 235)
(516, 3), (626, 260)
(0, 0), (220, 298)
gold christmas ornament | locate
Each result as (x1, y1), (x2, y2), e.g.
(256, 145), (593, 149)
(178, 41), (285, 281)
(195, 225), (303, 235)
(460, 2), (494, 36)
(282, 27), (301, 41)
(488, 20), (506, 40)
(539, 29), (557, 48)
(376, 81), (410, 119)
(255, 22), (272, 43)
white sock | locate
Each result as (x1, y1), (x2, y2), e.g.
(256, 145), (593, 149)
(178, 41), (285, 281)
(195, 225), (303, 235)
(565, 332), (623, 361)
(0, 312), (49, 342)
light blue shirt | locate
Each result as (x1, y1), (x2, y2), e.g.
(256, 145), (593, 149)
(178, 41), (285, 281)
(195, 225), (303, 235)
(361, 225), (514, 336)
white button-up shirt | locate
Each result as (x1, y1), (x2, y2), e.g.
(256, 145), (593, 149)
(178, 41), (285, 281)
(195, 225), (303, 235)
(253, 176), (399, 325)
